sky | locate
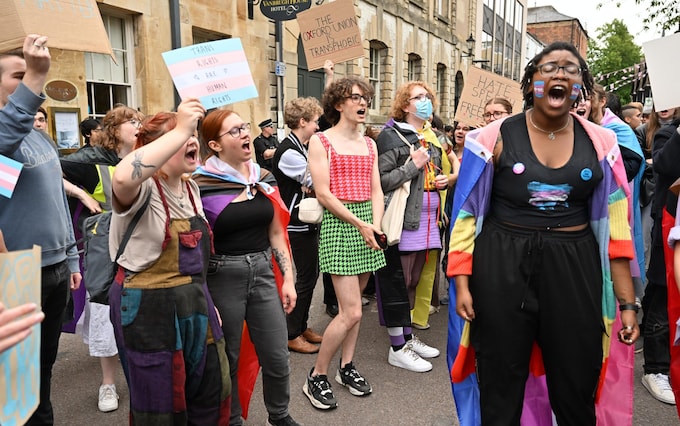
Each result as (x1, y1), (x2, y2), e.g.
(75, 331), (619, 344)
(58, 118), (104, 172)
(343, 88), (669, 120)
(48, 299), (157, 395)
(529, 0), (664, 46)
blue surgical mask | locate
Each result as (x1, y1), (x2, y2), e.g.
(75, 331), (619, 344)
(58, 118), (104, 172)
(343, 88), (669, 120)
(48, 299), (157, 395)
(414, 98), (433, 121)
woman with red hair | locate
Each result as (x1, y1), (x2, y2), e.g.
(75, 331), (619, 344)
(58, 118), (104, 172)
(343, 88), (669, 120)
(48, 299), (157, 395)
(108, 99), (231, 424)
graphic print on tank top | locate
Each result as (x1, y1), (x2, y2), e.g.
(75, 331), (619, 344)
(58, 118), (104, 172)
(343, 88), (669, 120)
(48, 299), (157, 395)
(527, 181), (573, 211)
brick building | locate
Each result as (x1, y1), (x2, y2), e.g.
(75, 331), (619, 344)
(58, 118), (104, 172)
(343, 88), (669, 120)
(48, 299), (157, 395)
(526, 5), (588, 58)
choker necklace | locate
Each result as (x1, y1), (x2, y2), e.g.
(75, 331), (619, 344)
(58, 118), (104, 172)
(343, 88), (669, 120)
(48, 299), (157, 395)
(529, 110), (571, 140)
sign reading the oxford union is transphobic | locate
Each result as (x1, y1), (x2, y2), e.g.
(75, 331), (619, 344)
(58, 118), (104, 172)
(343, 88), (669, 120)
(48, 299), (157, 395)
(0, 246), (41, 426)
(162, 39), (258, 109)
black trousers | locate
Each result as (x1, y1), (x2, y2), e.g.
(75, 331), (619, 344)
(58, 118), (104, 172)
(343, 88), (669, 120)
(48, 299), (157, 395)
(286, 230), (320, 339)
(470, 221), (602, 426)
(26, 260), (70, 426)
(374, 245), (412, 327)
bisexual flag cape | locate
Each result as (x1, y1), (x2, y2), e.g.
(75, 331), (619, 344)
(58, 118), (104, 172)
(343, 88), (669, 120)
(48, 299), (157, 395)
(194, 160), (290, 419)
(445, 112), (635, 426)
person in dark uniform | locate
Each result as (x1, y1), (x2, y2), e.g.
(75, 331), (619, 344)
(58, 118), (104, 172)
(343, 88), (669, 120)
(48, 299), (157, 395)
(253, 118), (279, 170)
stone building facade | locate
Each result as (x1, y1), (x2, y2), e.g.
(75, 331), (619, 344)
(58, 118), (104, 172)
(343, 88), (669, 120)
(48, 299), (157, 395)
(37, 0), (527, 148)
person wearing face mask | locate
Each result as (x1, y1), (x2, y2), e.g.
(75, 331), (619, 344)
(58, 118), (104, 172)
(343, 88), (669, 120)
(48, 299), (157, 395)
(446, 42), (638, 425)
(375, 81), (448, 372)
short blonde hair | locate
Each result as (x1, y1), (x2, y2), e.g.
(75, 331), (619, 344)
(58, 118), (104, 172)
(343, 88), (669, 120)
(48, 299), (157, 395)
(284, 97), (323, 130)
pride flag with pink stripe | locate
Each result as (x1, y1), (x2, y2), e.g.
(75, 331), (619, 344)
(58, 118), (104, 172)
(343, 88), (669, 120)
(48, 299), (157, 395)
(0, 154), (23, 199)
(162, 38), (258, 108)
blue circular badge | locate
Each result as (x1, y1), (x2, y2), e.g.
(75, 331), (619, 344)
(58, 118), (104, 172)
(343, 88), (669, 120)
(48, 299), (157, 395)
(512, 162), (525, 175)
(580, 168), (593, 181)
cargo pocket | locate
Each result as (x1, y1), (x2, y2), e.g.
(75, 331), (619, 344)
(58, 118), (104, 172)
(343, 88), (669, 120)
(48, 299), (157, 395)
(178, 229), (204, 276)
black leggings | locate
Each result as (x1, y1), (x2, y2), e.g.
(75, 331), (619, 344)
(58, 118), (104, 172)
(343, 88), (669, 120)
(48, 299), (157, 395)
(470, 220), (603, 426)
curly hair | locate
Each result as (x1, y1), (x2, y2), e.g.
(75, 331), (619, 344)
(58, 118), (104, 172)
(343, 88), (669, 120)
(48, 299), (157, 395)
(199, 109), (239, 160)
(284, 97), (323, 130)
(99, 105), (144, 151)
(322, 76), (374, 126)
(390, 81), (438, 122)
(520, 41), (593, 108)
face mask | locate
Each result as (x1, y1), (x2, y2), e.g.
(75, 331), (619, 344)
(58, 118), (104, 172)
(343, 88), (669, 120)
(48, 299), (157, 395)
(414, 98), (433, 120)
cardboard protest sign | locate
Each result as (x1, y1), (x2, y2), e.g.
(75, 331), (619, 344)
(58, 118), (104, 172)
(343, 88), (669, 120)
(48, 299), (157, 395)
(296, 0), (364, 71)
(454, 66), (524, 127)
(0, 0), (112, 55)
(642, 32), (680, 112)
(162, 39), (259, 109)
(0, 246), (41, 426)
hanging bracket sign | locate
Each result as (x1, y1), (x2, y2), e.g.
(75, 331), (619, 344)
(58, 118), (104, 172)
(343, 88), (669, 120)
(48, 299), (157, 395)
(260, 0), (312, 21)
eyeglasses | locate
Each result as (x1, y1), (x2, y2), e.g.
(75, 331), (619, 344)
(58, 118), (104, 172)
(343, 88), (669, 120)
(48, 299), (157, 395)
(482, 111), (508, 120)
(345, 93), (372, 106)
(409, 93), (434, 102)
(536, 62), (582, 77)
(218, 123), (251, 139)
(125, 119), (142, 129)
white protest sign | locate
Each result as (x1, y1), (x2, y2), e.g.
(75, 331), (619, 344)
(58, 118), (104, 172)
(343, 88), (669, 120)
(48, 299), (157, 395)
(642, 32), (680, 112)
(162, 39), (258, 109)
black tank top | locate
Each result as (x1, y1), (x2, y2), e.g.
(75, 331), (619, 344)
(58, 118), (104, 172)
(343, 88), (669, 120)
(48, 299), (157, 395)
(213, 191), (274, 255)
(489, 113), (603, 228)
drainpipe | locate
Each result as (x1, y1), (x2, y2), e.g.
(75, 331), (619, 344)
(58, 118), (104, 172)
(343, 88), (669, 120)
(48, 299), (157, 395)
(169, 0), (182, 106)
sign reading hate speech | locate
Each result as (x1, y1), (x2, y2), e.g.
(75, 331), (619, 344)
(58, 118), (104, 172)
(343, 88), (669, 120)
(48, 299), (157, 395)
(0, 246), (41, 426)
(162, 39), (258, 109)
(296, 0), (363, 71)
(454, 66), (524, 127)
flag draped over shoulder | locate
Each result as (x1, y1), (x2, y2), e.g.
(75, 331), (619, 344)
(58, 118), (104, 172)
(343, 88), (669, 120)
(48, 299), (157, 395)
(445, 113), (635, 426)
(194, 162), (290, 419)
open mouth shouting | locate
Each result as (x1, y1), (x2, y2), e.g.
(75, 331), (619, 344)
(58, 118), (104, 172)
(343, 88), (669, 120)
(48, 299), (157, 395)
(547, 84), (568, 109)
(357, 107), (367, 120)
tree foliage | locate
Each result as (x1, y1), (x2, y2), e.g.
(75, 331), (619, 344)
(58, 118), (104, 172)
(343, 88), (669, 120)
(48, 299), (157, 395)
(600, 1), (680, 33)
(587, 19), (642, 103)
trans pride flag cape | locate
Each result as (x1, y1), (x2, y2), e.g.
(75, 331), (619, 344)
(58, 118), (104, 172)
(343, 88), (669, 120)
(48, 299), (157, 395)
(445, 112), (636, 426)
(194, 159), (291, 419)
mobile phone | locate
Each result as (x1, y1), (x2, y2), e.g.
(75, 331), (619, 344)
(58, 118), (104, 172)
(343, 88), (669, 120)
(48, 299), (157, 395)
(374, 232), (388, 250)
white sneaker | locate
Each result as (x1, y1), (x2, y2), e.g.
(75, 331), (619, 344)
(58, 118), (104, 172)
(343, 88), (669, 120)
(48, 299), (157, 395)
(388, 345), (432, 372)
(408, 335), (440, 358)
(98, 384), (119, 412)
(641, 373), (676, 405)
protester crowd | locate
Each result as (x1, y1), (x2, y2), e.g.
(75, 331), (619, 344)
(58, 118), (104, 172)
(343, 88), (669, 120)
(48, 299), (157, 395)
(2, 34), (680, 426)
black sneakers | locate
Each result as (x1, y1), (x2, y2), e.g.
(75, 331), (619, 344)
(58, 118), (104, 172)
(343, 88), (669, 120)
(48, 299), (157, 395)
(303, 368), (338, 410)
(335, 361), (372, 396)
(268, 414), (300, 426)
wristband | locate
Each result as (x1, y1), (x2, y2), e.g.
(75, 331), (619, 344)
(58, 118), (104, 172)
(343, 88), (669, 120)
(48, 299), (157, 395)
(619, 303), (639, 313)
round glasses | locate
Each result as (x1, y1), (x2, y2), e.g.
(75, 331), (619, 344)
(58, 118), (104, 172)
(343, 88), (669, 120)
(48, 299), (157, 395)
(482, 111), (508, 120)
(536, 62), (582, 77)
(218, 123), (251, 139)
(345, 93), (372, 107)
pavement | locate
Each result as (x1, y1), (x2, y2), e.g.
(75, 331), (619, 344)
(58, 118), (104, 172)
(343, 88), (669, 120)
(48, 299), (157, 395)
(51, 277), (679, 425)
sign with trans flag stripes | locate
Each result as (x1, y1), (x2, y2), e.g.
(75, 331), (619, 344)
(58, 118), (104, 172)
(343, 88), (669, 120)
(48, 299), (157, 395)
(162, 38), (258, 109)
(0, 155), (23, 199)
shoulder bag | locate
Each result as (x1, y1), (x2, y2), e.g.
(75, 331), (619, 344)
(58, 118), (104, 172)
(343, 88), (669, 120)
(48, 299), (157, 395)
(381, 129), (414, 246)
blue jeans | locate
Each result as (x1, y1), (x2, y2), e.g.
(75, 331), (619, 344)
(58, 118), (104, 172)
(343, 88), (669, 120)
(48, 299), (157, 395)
(207, 250), (290, 425)
(26, 260), (70, 426)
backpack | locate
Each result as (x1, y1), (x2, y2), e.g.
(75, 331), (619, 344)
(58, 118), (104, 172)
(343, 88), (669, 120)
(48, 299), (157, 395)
(82, 194), (150, 304)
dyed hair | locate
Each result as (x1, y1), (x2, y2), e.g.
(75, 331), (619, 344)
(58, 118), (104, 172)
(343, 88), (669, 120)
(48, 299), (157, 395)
(520, 41), (593, 108)
(284, 97), (323, 130)
(390, 81), (438, 122)
(322, 76), (374, 126)
(99, 105), (144, 151)
(199, 109), (238, 160)
(485, 96), (513, 114)
(134, 111), (178, 180)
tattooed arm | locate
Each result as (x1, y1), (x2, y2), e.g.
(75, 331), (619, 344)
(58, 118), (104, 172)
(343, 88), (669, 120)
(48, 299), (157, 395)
(269, 204), (297, 314)
(112, 99), (205, 210)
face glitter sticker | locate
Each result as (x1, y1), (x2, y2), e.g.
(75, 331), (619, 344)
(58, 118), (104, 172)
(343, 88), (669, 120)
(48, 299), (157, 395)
(570, 83), (582, 100)
(534, 81), (545, 98)
(580, 168), (593, 181)
(513, 162), (525, 174)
